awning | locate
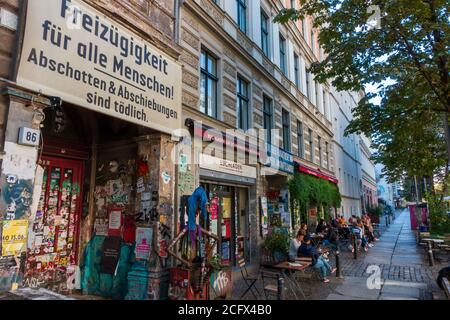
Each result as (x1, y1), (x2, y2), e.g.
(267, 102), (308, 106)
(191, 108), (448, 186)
(295, 163), (338, 184)
(185, 118), (260, 157)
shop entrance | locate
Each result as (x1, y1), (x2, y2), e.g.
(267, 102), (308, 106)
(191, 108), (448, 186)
(25, 156), (84, 288)
(200, 182), (249, 267)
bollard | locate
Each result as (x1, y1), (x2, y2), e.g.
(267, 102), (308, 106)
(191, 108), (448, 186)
(427, 241), (435, 266)
(277, 275), (284, 300)
(385, 215), (388, 227)
(335, 245), (342, 278)
(353, 235), (358, 260)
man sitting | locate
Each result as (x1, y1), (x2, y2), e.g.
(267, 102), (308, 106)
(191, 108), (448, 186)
(298, 235), (336, 283)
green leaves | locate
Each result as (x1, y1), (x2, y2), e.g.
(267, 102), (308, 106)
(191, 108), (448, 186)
(275, 0), (450, 183)
(288, 173), (342, 212)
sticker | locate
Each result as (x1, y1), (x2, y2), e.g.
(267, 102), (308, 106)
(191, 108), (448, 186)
(136, 177), (145, 193)
(161, 171), (171, 184)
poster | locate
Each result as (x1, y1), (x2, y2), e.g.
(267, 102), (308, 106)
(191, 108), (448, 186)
(135, 227), (152, 260)
(2, 220), (29, 257)
(108, 210), (122, 236)
(222, 197), (232, 219)
(210, 197), (219, 220)
(260, 197), (268, 236)
(100, 236), (121, 274)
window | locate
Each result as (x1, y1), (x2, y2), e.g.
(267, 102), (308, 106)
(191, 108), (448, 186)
(200, 49), (218, 118)
(302, 19), (306, 37)
(294, 53), (300, 88)
(305, 68), (310, 98)
(297, 120), (304, 158)
(263, 95), (273, 144)
(279, 34), (286, 75)
(282, 109), (290, 151)
(237, 0), (247, 33)
(318, 136), (322, 166)
(311, 30), (315, 52)
(290, 0), (296, 8)
(237, 76), (249, 130)
(308, 128), (314, 162)
(261, 10), (270, 56)
(325, 141), (329, 169)
(323, 89), (327, 117)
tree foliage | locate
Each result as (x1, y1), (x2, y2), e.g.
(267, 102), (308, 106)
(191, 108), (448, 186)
(275, 0), (449, 183)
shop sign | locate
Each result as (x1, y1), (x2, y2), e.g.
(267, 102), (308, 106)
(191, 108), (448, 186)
(17, 0), (181, 135)
(263, 143), (294, 174)
(2, 220), (28, 257)
(199, 154), (256, 179)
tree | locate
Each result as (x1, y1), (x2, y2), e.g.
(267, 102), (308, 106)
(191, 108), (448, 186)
(275, 0), (449, 188)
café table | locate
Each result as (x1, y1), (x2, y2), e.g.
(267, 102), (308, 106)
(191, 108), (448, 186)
(272, 261), (309, 299)
(422, 238), (445, 264)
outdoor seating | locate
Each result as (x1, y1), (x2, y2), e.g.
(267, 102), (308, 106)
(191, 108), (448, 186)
(238, 257), (261, 299)
(260, 269), (283, 300)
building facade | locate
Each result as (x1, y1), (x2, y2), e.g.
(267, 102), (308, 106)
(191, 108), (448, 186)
(0, 0), (183, 298)
(359, 134), (378, 212)
(330, 88), (363, 219)
(178, 0), (337, 272)
(0, 0), (379, 299)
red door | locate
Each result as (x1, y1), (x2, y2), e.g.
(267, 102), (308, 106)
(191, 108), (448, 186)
(25, 156), (84, 287)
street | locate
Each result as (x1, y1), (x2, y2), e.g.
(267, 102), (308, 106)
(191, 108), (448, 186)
(232, 209), (446, 300)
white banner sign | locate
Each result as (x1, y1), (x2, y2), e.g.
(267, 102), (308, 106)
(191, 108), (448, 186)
(199, 154), (256, 179)
(17, 0), (182, 135)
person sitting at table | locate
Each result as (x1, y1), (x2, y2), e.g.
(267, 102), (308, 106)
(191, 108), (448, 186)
(300, 222), (309, 237)
(349, 220), (368, 253)
(322, 225), (339, 252)
(338, 215), (347, 226)
(315, 219), (327, 235)
(298, 235), (336, 283)
(289, 230), (304, 262)
(362, 216), (377, 245)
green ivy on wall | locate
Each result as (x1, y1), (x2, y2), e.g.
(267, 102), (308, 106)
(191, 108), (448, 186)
(288, 173), (341, 226)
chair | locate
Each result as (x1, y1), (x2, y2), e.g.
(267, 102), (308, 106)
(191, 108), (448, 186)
(260, 268), (283, 300)
(238, 257), (261, 299)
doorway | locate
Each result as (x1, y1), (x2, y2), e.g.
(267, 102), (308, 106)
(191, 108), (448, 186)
(25, 156), (84, 283)
(201, 182), (249, 267)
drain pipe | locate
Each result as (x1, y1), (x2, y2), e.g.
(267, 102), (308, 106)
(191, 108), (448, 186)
(174, 0), (184, 43)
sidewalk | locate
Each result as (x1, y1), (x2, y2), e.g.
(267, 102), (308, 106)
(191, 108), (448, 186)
(326, 209), (436, 300)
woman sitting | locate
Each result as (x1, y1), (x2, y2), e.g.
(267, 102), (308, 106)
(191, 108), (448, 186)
(298, 236), (336, 283)
(289, 230), (304, 262)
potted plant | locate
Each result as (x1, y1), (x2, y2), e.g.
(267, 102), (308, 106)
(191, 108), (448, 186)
(261, 231), (289, 263)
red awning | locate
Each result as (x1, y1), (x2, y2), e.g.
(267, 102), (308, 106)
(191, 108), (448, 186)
(296, 163), (338, 184)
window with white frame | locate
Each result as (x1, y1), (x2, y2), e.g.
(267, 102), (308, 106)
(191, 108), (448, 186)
(200, 48), (218, 118)
(237, 0), (247, 34)
(237, 76), (250, 130)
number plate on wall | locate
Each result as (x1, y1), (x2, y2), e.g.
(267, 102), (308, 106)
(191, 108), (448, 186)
(18, 127), (40, 146)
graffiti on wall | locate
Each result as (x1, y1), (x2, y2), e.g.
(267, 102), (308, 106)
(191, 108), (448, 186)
(2, 179), (33, 220)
